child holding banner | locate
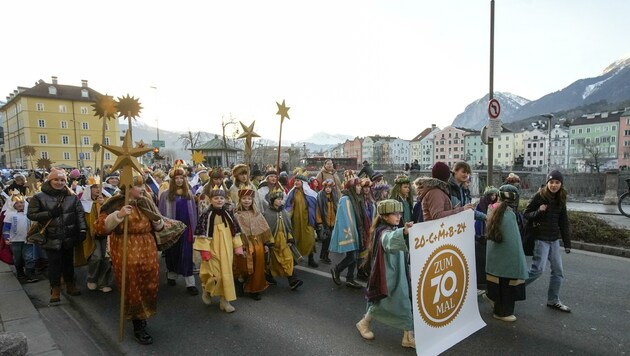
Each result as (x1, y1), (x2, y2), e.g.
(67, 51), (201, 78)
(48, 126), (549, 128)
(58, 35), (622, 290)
(485, 184), (528, 322)
(357, 199), (415, 349)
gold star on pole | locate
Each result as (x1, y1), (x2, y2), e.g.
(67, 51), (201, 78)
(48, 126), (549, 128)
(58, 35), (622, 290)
(237, 121), (260, 166)
(101, 130), (152, 188)
(117, 94), (143, 120)
(276, 99), (290, 123)
(191, 151), (205, 165)
(135, 140), (147, 148)
(92, 94), (117, 120)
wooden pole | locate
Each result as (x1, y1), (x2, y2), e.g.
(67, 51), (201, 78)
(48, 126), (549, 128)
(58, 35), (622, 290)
(118, 114), (133, 341)
(276, 118), (283, 171)
(99, 118), (107, 192)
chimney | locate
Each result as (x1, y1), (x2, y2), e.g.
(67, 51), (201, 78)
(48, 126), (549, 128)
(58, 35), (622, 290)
(52, 76), (58, 84)
(81, 79), (88, 88)
(431, 124), (436, 129)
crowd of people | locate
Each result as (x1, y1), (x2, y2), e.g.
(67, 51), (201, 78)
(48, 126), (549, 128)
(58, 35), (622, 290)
(0, 159), (572, 348)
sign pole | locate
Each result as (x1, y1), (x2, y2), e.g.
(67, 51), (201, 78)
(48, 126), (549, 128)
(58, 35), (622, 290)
(487, 0), (495, 187)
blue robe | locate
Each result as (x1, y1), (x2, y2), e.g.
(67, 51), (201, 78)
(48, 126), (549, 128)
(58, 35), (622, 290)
(329, 196), (361, 253)
(159, 193), (198, 276)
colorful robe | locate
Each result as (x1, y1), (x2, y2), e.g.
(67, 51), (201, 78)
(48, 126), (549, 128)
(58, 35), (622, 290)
(159, 192), (198, 277)
(285, 186), (317, 256)
(263, 205), (294, 277)
(234, 209), (273, 293)
(329, 195), (361, 253)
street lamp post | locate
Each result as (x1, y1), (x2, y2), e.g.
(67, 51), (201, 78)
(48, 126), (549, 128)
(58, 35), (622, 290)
(221, 116), (238, 167)
(541, 114), (554, 175)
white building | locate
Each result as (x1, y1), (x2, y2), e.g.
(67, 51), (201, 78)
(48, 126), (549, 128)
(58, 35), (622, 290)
(491, 127), (515, 168)
(549, 126), (569, 170)
(523, 128), (547, 169)
(419, 130), (438, 169)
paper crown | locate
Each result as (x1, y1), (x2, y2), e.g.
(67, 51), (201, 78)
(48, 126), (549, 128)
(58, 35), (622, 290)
(169, 161), (187, 178)
(232, 164), (249, 178)
(209, 167), (223, 179)
(152, 169), (166, 179)
(10, 189), (26, 203)
(269, 188), (284, 202)
(264, 168), (278, 178)
(360, 177), (372, 188)
(294, 174), (309, 183)
(377, 199), (403, 215)
(105, 172), (120, 183)
(237, 184), (256, 199)
(394, 174), (410, 185)
(208, 185), (226, 198)
(322, 178), (335, 187)
(87, 175), (100, 186)
(343, 170), (359, 189)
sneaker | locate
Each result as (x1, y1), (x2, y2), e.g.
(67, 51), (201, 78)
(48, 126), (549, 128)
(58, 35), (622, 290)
(202, 291), (212, 305)
(99, 286), (113, 293)
(547, 302), (571, 313)
(26, 277), (39, 283)
(477, 289), (486, 296)
(346, 279), (363, 289)
(187, 286), (199, 296)
(87, 282), (98, 290)
(331, 267), (341, 286)
(289, 279), (303, 291)
(493, 314), (517, 322)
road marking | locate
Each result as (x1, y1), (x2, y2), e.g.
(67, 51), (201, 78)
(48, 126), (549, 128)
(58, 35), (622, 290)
(572, 248), (630, 262)
(294, 265), (367, 287)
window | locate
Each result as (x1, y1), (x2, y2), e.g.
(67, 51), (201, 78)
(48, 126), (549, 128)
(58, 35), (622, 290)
(448, 140), (452, 145)
(82, 122), (89, 130)
(59, 105), (67, 113)
(84, 152), (92, 160)
(612, 125), (617, 131)
(498, 153), (501, 158)
(39, 135), (47, 144)
(104, 137), (110, 145)
(38, 119), (45, 128)
(506, 144), (510, 149)
(527, 160), (531, 165)
(80, 106), (89, 115)
(63, 152), (70, 160)
(586, 128), (591, 133)
(611, 147), (616, 154)
(498, 144), (502, 149)
(41, 152), (49, 159)
(81, 89), (89, 98)
(578, 128), (583, 134)
(105, 152), (111, 161)
(571, 129), (575, 134)
(625, 130), (630, 136)
(527, 143), (531, 148)
(62, 136), (69, 145)
(612, 137), (616, 143)
(540, 143), (544, 148)
(48, 86), (57, 95)
(539, 160), (543, 165)
(533, 152), (537, 156)
(61, 121), (68, 129)
(82, 136), (90, 145)
(539, 151), (544, 157)
(36, 103), (44, 111)
(570, 139), (575, 144)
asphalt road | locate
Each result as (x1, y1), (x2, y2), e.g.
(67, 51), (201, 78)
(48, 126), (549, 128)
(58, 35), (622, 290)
(23, 246), (630, 356)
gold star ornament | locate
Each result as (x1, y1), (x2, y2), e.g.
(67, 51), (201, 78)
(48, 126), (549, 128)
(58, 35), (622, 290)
(135, 140), (147, 148)
(191, 151), (205, 165)
(101, 130), (152, 188)
(276, 99), (290, 123)
(23, 145), (36, 157)
(117, 94), (143, 120)
(237, 121), (260, 140)
(92, 94), (118, 120)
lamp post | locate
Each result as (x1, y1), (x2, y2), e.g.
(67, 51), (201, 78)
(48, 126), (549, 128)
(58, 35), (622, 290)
(221, 115), (238, 167)
(541, 114), (554, 175)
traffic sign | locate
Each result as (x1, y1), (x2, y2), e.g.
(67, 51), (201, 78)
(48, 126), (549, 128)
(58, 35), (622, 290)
(488, 119), (502, 138)
(152, 140), (165, 148)
(488, 98), (501, 119)
(79, 152), (85, 159)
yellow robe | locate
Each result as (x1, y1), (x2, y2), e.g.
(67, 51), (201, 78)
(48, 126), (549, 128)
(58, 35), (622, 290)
(194, 218), (243, 301)
(74, 201), (99, 266)
(291, 191), (315, 256)
(269, 218), (294, 277)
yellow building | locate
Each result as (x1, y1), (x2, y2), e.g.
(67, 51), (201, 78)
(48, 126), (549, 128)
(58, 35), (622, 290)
(1, 77), (119, 169)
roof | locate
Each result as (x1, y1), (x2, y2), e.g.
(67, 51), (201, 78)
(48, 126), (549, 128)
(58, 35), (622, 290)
(410, 127), (432, 141)
(195, 136), (242, 151)
(1, 79), (103, 109)
(570, 110), (625, 126)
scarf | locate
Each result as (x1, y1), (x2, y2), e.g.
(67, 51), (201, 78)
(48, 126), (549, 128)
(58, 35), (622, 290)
(206, 207), (238, 238)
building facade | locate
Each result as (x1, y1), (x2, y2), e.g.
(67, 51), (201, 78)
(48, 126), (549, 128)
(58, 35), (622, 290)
(1, 78), (121, 169)
(523, 128), (547, 170)
(568, 111), (621, 172)
(433, 126), (467, 168)
(419, 130), (438, 169)
(549, 126), (569, 170)
(617, 108), (630, 169)
(342, 137), (363, 166)
(463, 131), (486, 168)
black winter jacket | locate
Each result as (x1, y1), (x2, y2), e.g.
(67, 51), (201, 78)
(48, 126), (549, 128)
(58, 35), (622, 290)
(523, 191), (570, 249)
(27, 181), (87, 243)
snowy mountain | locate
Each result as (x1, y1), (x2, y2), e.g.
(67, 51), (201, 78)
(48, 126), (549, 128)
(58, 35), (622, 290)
(298, 132), (354, 146)
(451, 92), (530, 130)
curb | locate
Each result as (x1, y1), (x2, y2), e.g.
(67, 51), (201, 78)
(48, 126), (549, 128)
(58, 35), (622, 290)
(570, 241), (630, 258)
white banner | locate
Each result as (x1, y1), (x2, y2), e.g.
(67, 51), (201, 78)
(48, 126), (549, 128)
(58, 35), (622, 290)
(409, 209), (485, 356)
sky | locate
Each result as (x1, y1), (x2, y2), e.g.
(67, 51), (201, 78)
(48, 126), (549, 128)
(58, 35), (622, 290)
(1, 0), (629, 144)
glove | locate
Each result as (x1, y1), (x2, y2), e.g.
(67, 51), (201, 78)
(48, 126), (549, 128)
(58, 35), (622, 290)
(315, 224), (323, 232)
(565, 248), (571, 254)
(234, 246), (244, 256)
(265, 242), (275, 249)
(49, 206), (63, 218)
(287, 239), (296, 245)
(200, 250), (212, 261)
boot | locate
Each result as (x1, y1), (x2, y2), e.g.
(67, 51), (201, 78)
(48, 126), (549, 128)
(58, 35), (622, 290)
(25, 269), (39, 283)
(319, 251), (331, 265)
(50, 287), (61, 304)
(308, 253), (319, 268)
(132, 319), (153, 345)
(356, 314), (375, 340)
(402, 330), (415, 349)
(66, 282), (82, 296)
(219, 297), (235, 313)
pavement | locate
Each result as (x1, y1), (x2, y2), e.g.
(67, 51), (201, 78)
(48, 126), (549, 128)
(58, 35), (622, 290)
(1, 202), (629, 355)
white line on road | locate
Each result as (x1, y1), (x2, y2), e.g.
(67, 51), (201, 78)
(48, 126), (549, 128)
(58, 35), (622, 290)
(294, 265), (368, 287)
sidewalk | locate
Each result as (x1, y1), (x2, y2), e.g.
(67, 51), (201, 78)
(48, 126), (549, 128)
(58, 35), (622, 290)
(0, 262), (61, 356)
(566, 201), (622, 215)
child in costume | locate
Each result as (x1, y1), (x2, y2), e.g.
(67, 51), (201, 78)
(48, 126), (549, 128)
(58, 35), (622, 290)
(2, 190), (38, 283)
(389, 174), (414, 227)
(194, 186), (243, 312)
(315, 179), (338, 264)
(357, 199), (415, 349)
(233, 186), (273, 300)
(262, 189), (303, 290)
(285, 174), (318, 268)
(485, 184), (528, 322)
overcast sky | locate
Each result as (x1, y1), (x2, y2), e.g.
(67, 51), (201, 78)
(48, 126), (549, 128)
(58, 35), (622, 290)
(2, 0), (628, 143)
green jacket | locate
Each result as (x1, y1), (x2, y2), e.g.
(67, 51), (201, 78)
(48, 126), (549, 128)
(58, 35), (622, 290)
(486, 208), (528, 280)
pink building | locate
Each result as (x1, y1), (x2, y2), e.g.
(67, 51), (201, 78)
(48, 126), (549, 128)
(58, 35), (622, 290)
(618, 108), (630, 169)
(343, 137), (363, 167)
(433, 126), (467, 168)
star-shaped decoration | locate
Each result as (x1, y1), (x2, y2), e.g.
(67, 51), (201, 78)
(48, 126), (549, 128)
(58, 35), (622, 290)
(92, 94), (117, 120)
(191, 151), (205, 165)
(276, 99), (290, 123)
(22, 145), (36, 157)
(344, 227), (352, 239)
(135, 140), (147, 148)
(117, 94), (143, 120)
(37, 158), (52, 170)
(101, 130), (152, 188)
(237, 121), (261, 140)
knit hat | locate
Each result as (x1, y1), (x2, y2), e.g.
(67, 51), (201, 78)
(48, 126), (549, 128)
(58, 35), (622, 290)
(498, 184), (519, 204)
(294, 174), (309, 183)
(506, 172), (520, 184)
(251, 169), (263, 178)
(483, 186), (499, 196)
(322, 178), (335, 187)
(432, 162), (451, 182)
(377, 199), (403, 215)
(342, 170), (359, 190)
(547, 170), (563, 184)
(371, 172), (383, 181)
(105, 173), (119, 183)
(69, 169), (81, 179)
(49, 168), (68, 181)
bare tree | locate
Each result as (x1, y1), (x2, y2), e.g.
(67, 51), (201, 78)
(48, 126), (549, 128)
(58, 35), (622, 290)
(580, 141), (604, 173)
(178, 131), (209, 151)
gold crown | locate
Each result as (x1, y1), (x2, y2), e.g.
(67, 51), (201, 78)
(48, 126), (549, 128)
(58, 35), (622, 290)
(208, 184), (226, 198)
(10, 189), (26, 203)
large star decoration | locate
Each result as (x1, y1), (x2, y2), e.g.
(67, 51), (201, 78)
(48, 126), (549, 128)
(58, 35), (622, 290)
(276, 99), (290, 123)
(101, 130), (152, 188)
(191, 151), (205, 165)
(135, 140), (147, 148)
(237, 121), (261, 140)
(117, 94), (143, 120)
(92, 94), (117, 120)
